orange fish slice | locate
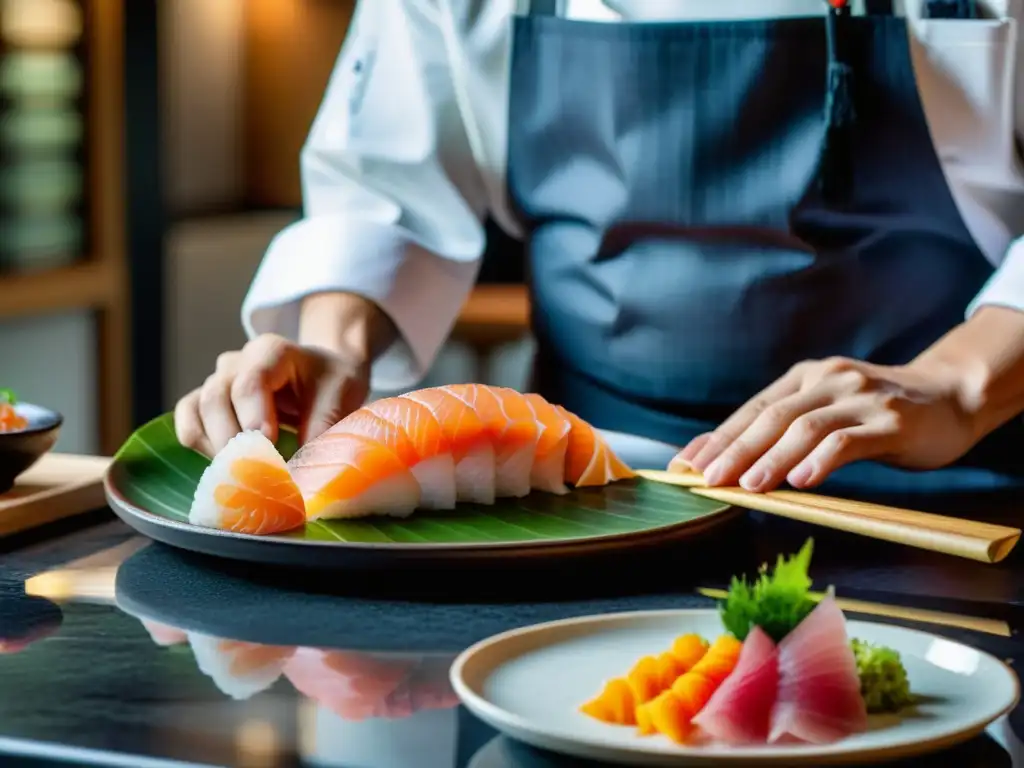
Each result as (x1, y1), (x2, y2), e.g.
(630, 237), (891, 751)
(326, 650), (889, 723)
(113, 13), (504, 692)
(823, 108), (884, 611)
(635, 634), (743, 742)
(443, 384), (539, 498)
(524, 393), (571, 494)
(356, 397), (457, 509)
(403, 387), (496, 504)
(190, 431), (306, 535)
(288, 431), (421, 520)
(557, 407), (636, 487)
(581, 634), (710, 726)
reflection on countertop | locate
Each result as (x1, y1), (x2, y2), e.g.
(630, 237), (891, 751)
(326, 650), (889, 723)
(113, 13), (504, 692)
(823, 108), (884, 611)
(0, 530), (1022, 768)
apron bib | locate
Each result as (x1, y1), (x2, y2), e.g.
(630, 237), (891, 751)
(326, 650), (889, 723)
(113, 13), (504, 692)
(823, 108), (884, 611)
(507, 0), (1024, 497)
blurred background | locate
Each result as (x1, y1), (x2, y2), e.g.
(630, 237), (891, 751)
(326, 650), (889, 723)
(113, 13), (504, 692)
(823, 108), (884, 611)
(0, 0), (532, 457)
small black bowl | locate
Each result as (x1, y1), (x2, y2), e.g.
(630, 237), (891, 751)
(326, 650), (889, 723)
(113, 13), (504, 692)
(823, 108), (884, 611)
(0, 402), (62, 494)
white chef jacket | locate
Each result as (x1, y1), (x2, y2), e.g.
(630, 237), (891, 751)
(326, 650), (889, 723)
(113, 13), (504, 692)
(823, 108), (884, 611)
(243, 0), (1024, 392)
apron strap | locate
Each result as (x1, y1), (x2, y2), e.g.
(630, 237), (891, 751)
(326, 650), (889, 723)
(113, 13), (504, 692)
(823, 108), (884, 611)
(820, 0), (856, 204)
(519, 0), (561, 16)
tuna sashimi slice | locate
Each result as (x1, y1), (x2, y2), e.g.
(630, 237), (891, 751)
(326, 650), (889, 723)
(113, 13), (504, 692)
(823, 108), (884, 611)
(769, 597), (868, 744)
(691, 626), (779, 744)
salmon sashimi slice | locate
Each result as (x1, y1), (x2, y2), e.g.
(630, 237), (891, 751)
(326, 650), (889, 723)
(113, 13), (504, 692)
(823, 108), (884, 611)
(360, 396), (457, 510)
(402, 387), (496, 504)
(288, 432), (421, 520)
(556, 407), (636, 487)
(189, 431), (307, 535)
(524, 393), (571, 494)
(189, 633), (295, 700)
(442, 384), (539, 497)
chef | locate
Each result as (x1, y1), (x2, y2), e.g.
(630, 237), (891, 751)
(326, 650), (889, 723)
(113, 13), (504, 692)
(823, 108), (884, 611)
(176, 0), (1024, 499)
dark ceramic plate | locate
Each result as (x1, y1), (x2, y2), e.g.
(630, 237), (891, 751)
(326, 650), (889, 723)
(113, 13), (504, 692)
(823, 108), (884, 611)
(0, 403), (62, 493)
(104, 422), (738, 569)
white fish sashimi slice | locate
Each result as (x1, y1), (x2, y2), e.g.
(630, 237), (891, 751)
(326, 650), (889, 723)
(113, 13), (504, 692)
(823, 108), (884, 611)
(455, 440), (496, 504)
(410, 453), (457, 510)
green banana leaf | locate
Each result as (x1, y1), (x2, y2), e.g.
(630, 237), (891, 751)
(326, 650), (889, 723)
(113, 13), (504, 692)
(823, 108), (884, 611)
(110, 413), (730, 545)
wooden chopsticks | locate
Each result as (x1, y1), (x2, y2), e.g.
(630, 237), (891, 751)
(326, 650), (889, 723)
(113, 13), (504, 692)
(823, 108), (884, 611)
(696, 587), (1012, 637)
(636, 469), (1021, 564)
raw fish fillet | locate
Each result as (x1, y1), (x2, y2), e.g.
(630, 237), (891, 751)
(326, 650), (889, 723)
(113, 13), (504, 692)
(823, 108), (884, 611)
(769, 597), (868, 744)
(558, 407), (636, 487)
(140, 620), (188, 647)
(284, 649), (459, 720)
(358, 398), (457, 510)
(190, 431), (306, 534)
(524, 393), (571, 494)
(635, 634), (742, 743)
(289, 432), (421, 520)
(189, 634), (295, 700)
(402, 387), (495, 504)
(581, 634), (709, 725)
(691, 626), (779, 744)
(443, 384), (539, 497)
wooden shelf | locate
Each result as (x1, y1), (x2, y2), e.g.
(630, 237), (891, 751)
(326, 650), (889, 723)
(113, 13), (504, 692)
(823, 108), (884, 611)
(0, 0), (130, 456)
(0, 262), (114, 321)
(454, 285), (531, 347)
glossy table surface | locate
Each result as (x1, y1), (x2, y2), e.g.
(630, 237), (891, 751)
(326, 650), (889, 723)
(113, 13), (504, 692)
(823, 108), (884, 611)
(1, 502), (1023, 768)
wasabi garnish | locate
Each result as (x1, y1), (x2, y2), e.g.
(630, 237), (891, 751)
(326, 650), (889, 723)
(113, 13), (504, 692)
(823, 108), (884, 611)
(851, 638), (914, 713)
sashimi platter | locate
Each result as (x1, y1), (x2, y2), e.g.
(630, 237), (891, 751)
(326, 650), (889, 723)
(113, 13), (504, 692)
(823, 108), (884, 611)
(451, 540), (1020, 765)
(105, 384), (735, 566)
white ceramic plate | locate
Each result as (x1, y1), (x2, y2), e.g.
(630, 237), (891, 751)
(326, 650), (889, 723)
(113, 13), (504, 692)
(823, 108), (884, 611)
(450, 609), (1020, 766)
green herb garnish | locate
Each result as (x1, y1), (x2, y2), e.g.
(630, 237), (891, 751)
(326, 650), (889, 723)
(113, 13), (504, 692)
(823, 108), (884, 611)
(0, 389), (16, 405)
(720, 538), (816, 643)
(851, 638), (914, 713)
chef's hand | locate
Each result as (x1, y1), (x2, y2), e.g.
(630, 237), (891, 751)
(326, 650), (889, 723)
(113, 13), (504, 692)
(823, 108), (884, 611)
(175, 292), (396, 458)
(174, 335), (370, 458)
(673, 356), (979, 492)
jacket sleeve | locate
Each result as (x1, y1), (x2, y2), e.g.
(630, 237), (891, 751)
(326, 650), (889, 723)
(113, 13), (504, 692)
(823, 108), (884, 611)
(965, 2), (1024, 319)
(241, 0), (488, 391)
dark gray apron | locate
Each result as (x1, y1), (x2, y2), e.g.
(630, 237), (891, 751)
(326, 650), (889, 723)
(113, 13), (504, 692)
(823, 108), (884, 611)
(508, 0), (1024, 498)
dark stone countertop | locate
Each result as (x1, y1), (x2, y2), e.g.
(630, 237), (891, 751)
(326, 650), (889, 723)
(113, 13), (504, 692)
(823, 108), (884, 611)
(0, 507), (1022, 768)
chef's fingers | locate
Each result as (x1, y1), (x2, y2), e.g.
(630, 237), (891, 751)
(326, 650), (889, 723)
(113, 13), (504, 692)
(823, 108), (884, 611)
(174, 389), (215, 458)
(673, 433), (711, 466)
(785, 421), (898, 489)
(700, 384), (847, 486)
(300, 372), (367, 445)
(198, 373), (244, 454)
(233, 335), (304, 443)
(735, 401), (868, 492)
(688, 372), (804, 471)
(669, 435), (709, 471)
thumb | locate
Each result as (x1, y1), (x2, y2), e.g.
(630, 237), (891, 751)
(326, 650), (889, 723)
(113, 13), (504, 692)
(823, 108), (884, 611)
(300, 375), (368, 444)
